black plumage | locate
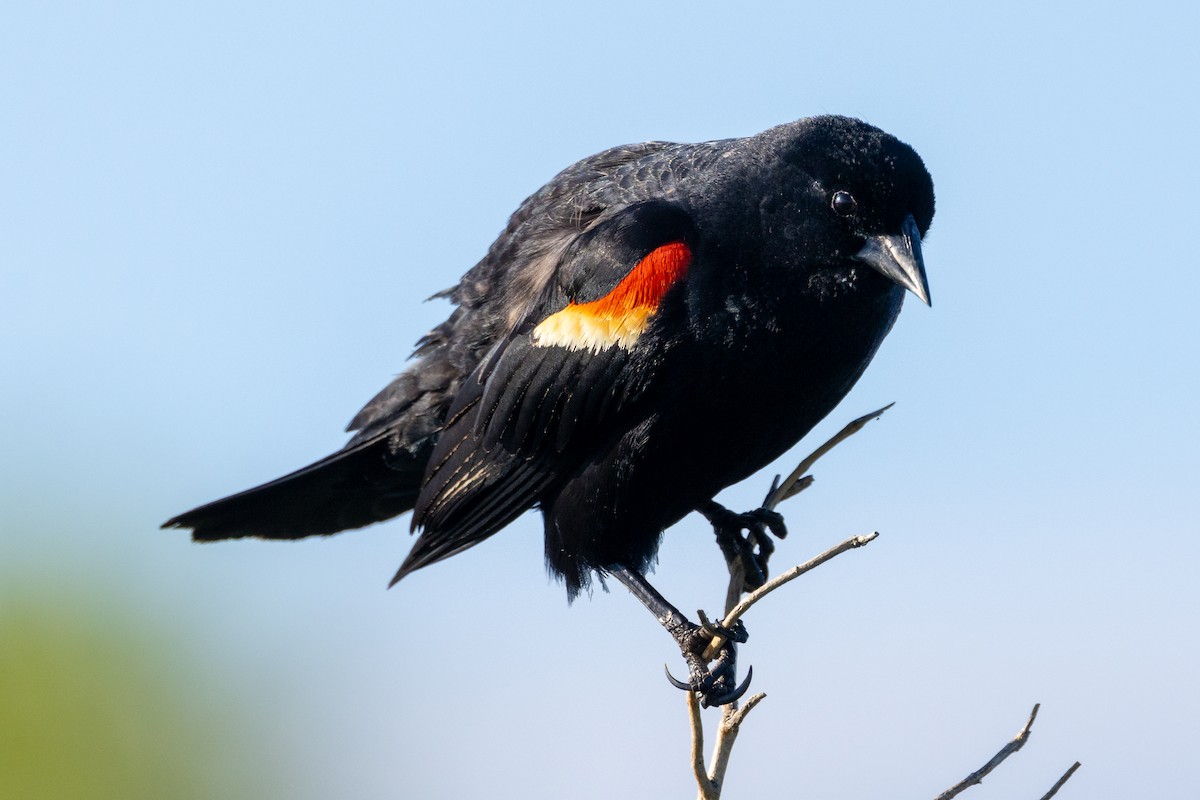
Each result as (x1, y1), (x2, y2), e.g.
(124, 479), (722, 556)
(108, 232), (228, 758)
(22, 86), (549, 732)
(165, 115), (934, 701)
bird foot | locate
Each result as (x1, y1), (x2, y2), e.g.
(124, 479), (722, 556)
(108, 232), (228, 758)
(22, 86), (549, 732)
(700, 501), (787, 592)
(697, 609), (748, 644)
(663, 617), (753, 707)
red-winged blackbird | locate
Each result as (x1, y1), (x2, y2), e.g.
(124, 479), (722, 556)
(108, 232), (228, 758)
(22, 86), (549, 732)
(165, 115), (934, 705)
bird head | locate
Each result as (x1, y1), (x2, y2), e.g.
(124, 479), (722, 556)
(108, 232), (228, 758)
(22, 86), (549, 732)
(747, 115), (936, 305)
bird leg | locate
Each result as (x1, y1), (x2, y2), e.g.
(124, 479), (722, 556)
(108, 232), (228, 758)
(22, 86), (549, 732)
(699, 500), (787, 593)
(608, 564), (752, 707)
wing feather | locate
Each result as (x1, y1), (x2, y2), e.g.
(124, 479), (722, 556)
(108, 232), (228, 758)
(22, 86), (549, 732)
(396, 201), (698, 581)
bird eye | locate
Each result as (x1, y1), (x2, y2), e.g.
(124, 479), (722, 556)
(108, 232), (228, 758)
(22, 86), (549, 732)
(831, 190), (857, 216)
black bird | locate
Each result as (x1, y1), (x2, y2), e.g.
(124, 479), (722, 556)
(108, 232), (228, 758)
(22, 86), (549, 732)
(164, 115), (934, 706)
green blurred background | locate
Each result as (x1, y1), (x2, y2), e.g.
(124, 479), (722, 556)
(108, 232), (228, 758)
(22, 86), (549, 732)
(1, 584), (273, 799)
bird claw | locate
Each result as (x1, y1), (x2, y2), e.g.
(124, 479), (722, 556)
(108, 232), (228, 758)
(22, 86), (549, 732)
(664, 663), (692, 691)
(664, 662), (754, 707)
(697, 609), (748, 644)
(702, 501), (788, 592)
(662, 618), (753, 707)
(708, 665), (754, 707)
(749, 507), (788, 540)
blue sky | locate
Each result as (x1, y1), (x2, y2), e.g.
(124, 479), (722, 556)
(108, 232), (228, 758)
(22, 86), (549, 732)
(3, 2), (1198, 797)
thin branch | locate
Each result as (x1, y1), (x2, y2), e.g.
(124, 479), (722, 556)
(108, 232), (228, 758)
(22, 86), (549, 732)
(681, 404), (1079, 800)
(934, 704), (1041, 800)
(687, 692), (718, 800)
(690, 526), (878, 796)
(688, 527), (878, 797)
(723, 557), (748, 617)
(689, 528), (876, 798)
(763, 402), (894, 509)
(713, 401), (891, 618)
(1039, 761), (1081, 800)
(706, 693), (766, 794)
(682, 406), (894, 797)
(702, 532), (879, 661)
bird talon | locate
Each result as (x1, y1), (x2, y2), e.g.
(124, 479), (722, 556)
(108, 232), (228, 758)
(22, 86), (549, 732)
(664, 664), (692, 691)
(697, 609), (748, 644)
(665, 659), (753, 707)
(702, 501), (788, 592)
(701, 665), (754, 708)
(660, 615), (751, 706)
(748, 507), (788, 540)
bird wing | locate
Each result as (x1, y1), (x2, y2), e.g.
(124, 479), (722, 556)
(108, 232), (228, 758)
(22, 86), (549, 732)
(391, 200), (697, 582)
(342, 140), (678, 447)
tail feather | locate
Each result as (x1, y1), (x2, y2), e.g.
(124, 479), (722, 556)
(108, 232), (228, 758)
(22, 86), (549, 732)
(162, 432), (430, 541)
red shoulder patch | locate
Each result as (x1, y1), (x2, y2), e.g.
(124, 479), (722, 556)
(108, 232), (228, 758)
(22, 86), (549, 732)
(532, 242), (692, 352)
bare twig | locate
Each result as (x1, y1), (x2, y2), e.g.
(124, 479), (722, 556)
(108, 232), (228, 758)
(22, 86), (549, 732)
(688, 529), (875, 799)
(763, 402), (894, 509)
(702, 531), (879, 661)
(687, 692), (718, 800)
(722, 559), (748, 619)
(700, 405), (891, 660)
(686, 690), (768, 800)
(711, 402), (890, 617)
(681, 404), (1079, 800)
(934, 704), (1041, 800)
(683, 406), (894, 799)
(704, 693), (767, 797)
(1039, 762), (1082, 800)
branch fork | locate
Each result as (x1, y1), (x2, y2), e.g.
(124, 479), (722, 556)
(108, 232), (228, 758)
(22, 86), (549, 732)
(679, 404), (1080, 799)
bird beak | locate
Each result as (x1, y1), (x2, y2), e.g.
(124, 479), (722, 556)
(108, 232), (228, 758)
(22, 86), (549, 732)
(853, 213), (931, 306)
